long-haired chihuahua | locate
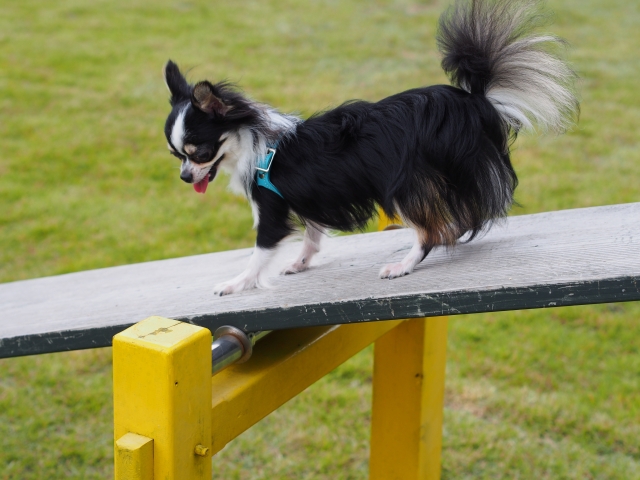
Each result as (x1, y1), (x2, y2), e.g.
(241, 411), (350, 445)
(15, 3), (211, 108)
(163, 0), (578, 296)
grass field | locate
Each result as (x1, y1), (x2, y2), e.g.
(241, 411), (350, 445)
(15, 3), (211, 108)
(1, 0), (639, 478)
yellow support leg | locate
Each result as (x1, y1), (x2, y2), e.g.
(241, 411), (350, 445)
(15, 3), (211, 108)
(369, 317), (449, 480)
(113, 316), (212, 480)
(209, 321), (402, 455)
(115, 433), (154, 480)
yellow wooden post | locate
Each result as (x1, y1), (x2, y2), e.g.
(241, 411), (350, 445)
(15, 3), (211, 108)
(377, 211), (401, 231)
(209, 321), (402, 455)
(115, 433), (154, 480)
(369, 212), (449, 480)
(113, 316), (212, 480)
(369, 317), (449, 480)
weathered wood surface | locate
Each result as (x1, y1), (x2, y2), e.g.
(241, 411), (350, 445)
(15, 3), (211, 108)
(1, 203), (639, 358)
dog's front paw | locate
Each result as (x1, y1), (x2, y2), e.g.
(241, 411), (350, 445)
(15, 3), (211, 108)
(379, 262), (412, 280)
(281, 260), (310, 275)
(213, 282), (240, 296)
(213, 275), (258, 296)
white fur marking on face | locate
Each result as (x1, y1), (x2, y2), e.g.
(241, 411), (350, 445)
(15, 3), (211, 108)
(170, 106), (188, 153)
(208, 132), (231, 165)
(184, 159), (212, 184)
(184, 144), (196, 155)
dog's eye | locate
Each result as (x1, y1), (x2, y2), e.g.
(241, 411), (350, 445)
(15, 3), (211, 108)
(193, 152), (212, 163)
(169, 150), (184, 160)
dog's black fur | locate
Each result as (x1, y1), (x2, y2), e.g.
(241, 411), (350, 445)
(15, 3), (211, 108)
(163, 0), (578, 295)
(269, 86), (516, 242)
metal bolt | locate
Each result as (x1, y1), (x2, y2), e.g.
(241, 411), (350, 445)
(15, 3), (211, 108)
(194, 444), (209, 457)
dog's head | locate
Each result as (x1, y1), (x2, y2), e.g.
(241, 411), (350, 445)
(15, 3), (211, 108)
(163, 61), (259, 194)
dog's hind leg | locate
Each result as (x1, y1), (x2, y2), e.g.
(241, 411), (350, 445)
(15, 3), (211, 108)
(379, 228), (432, 280)
(282, 221), (325, 275)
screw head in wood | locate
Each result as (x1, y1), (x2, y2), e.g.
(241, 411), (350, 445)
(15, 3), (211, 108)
(194, 444), (209, 457)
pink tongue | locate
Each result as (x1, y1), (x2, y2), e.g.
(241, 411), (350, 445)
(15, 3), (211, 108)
(193, 176), (209, 194)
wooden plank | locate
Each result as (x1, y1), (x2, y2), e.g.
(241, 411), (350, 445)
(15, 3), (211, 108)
(1, 203), (639, 357)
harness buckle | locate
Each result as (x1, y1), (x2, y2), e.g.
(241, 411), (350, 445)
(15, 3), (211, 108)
(256, 148), (276, 173)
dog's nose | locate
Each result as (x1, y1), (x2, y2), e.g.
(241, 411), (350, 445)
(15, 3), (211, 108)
(180, 171), (193, 183)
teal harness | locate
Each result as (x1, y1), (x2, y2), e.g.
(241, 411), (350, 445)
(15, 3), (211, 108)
(255, 142), (284, 199)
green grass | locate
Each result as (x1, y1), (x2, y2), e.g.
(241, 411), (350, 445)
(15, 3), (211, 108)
(1, 0), (639, 478)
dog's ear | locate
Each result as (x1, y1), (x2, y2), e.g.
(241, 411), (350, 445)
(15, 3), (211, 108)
(163, 60), (191, 105)
(191, 81), (232, 116)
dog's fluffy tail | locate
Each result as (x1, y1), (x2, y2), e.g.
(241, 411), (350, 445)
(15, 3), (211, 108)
(437, 0), (579, 133)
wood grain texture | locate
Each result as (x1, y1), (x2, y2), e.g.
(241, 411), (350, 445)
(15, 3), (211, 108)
(1, 203), (639, 358)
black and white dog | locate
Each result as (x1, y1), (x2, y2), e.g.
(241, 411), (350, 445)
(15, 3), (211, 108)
(163, 0), (578, 296)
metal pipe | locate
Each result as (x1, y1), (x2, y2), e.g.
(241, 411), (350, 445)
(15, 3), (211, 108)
(211, 326), (271, 375)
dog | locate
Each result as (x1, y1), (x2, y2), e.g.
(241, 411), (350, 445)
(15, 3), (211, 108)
(162, 0), (578, 296)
